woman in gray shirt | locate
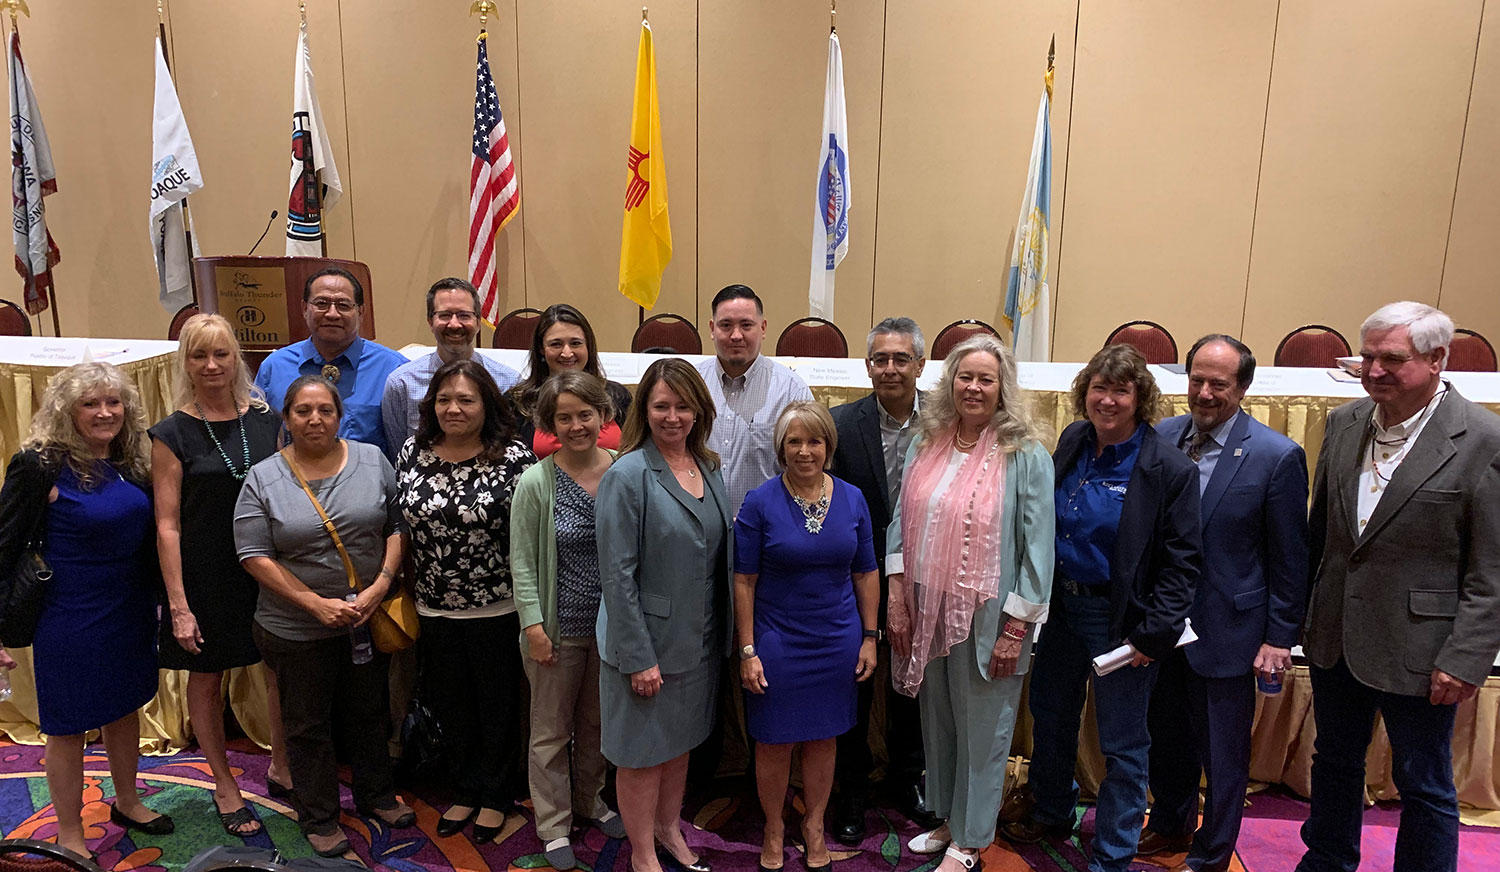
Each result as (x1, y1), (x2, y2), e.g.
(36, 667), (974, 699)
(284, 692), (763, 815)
(233, 375), (413, 858)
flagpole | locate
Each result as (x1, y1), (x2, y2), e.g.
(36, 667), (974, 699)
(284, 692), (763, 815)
(4, 0), (60, 337)
(157, 0), (197, 304)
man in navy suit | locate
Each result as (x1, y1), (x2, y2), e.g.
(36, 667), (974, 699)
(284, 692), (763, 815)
(828, 316), (937, 841)
(1139, 335), (1310, 872)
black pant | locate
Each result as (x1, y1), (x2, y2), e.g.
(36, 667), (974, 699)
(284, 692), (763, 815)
(255, 623), (397, 836)
(419, 611), (525, 809)
(1146, 650), (1256, 872)
(835, 642), (925, 804)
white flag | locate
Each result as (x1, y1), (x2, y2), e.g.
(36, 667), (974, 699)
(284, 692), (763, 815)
(1004, 79), (1054, 362)
(150, 35), (203, 313)
(808, 31), (850, 320)
(286, 22), (342, 257)
(9, 30), (59, 317)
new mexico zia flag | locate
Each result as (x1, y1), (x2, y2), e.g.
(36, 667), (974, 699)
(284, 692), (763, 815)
(617, 20), (671, 310)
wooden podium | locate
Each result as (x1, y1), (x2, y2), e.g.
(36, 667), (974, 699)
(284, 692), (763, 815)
(191, 256), (377, 352)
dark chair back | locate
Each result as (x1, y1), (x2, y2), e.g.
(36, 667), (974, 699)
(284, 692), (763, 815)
(1449, 327), (1498, 372)
(168, 303), (202, 341)
(776, 317), (848, 358)
(0, 300), (32, 337)
(492, 307), (544, 350)
(1106, 319), (1178, 365)
(0, 839), (103, 872)
(931, 319), (1000, 361)
(632, 313), (702, 354)
(1274, 324), (1351, 368)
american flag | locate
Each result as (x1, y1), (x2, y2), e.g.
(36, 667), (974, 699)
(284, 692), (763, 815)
(470, 34), (519, 326)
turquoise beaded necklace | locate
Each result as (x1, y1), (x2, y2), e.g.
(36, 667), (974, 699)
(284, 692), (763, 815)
(195, 402), (251, 481)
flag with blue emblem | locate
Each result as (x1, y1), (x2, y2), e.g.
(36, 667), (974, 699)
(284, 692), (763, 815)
(1004, 55), (1054, 362)
(808, 30), (850, 320)
(150, 35), (202, 313)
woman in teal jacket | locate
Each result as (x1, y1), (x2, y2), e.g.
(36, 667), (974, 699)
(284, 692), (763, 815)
(885, 335), (1056, 872)
(512, 371), (624, 870)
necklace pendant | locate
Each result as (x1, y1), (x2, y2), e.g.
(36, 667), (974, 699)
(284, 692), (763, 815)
(805, 517), (822, 534)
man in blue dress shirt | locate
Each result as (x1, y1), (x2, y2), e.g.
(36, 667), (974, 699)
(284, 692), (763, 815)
(254, 267), (408, 457)
(380, 277), (520, 460)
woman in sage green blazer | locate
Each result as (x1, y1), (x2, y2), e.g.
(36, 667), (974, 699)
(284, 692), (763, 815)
(884, 335), (1055, 872)
(596, 358), (733, 872)
(512, 371), (624, 870)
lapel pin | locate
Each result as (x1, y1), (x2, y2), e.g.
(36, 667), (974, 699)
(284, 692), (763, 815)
(1234, 448), (1243, 457)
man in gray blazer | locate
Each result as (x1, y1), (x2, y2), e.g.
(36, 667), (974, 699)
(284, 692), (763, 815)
(1297, 302), (1500, 872)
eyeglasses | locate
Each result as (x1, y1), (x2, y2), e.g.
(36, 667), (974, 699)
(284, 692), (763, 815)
(434, 310), (477, 324)
(869, 353), (916, 368)
(309, 298), (358, 313)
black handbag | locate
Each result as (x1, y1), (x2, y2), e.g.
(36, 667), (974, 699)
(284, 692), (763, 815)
(0, 480), (52, 648)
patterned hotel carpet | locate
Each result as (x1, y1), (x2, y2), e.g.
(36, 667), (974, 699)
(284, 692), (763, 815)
(0, 739), (1494, 872)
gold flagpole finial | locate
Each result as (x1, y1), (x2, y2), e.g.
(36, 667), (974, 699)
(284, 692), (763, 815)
(469, 0), (495, 28)
(642, 5), (648, 23)
(1045, 34), (1056, 100)
(299, 0), (307, 27)
(830, 0), (837, 33)
(157, 1), (165, 25)
(0, 0), (30, 30)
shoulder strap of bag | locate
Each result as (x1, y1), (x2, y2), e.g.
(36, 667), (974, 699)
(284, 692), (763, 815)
(280, 447), (362, 593)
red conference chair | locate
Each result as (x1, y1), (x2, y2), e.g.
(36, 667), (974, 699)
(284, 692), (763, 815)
(631, 313), (702, 354)
(167, 303), (202, 341)
(1106, 320), (1178, 365)
(776, 317), (848, 358)
(931, 319), (1001, 361)
(1274, 324), (1352, 368)
(0, 839), (103, 872)
(0, 300), (32, 337)
(491, 307), (544, 350)
(1449, 328), (1498, 372)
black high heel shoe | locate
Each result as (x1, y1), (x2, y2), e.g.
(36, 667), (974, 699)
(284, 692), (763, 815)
(656, 844), (711, 872)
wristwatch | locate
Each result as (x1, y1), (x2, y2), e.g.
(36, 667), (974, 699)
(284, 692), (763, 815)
(740, 644), (757, 660)
(863, 629), (882, 641)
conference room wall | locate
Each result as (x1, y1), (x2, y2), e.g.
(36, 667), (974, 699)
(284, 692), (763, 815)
(11, 1), (1500, 364)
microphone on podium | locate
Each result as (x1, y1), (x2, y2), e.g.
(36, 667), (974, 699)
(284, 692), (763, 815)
(248, 210), (280, 256)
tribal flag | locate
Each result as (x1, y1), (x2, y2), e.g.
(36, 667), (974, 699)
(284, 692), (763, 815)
(150, 35), (203, 313)
(617, 19), (671, 310)
(1003, 62), (1054, 362)
(470, 33), (520, 326)
(286, 20), (341, 257)
(807, 30), (850, 320)
(9, 30), (59, 316)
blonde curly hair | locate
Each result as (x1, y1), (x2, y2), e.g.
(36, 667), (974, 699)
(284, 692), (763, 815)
(172, 313), (269, 412)
(24, 362), (152, 487)
(918, 334), (1042, 453)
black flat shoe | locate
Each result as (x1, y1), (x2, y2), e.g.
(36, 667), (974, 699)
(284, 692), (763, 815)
(803, 860), (832, 872)
(472, 820), (503, 844)
(109, 805), (175, 836)
(436, 806), (477, 838)
(266, 777), (294, 800)
(657, 845), (711, 872)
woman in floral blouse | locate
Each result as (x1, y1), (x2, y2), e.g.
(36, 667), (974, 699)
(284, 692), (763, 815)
(396, 358), (536, 844)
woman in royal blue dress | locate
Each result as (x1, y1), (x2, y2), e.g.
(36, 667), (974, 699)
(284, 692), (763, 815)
(0, 363), (171, 858)
(734, 401), (879, 872)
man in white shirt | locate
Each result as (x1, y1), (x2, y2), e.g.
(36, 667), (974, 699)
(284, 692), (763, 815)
(695, 284), (813, 516)
(1297, 302), (1500, 872)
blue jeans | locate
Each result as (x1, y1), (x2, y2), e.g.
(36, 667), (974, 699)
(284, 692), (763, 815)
(1027, 592), (1159, 872)
(1295, 658), (1459, 872)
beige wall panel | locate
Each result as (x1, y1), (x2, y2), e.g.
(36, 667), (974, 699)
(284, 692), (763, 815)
(697, 0), (881, 347)
(170, 0), (356, 304)
(1438, 0), (1500, 345)
(1243, 0), (1482, 356)
(517, 1), (697, 354)
(3, 1), (160, 338)
(341, 2), (523, 348)
(873, 0), (1077, 357)
(1051, 0), (1277, 363)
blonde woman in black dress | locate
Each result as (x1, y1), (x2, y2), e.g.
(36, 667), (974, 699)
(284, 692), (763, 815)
(150, 314), (288, 837)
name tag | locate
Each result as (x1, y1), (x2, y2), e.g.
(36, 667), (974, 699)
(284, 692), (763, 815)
(1105, 483), (1128, 495)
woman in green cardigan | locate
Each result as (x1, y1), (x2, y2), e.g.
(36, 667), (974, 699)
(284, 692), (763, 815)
(512, 370), (623, 870)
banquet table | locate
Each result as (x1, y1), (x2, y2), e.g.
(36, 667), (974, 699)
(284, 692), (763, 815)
(0, 338), (1496, 819)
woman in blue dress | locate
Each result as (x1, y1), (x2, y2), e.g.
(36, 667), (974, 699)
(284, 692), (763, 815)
(734, 402), (879, 872)
(0, 362), (170, 859)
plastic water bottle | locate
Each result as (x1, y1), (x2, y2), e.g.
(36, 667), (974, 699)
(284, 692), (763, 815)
(346, 593), (374, 665)
(0, 668), (10, 703)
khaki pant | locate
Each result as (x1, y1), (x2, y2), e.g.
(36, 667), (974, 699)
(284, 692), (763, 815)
(524, 635), (610, 841)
